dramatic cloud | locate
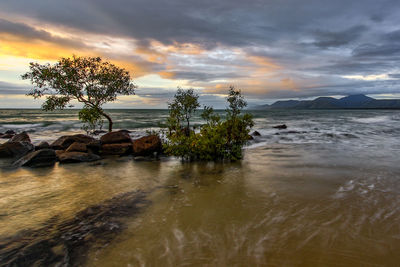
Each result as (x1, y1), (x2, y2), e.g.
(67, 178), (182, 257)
(312, 25), (368, 48)
(0, 0), (400, 107)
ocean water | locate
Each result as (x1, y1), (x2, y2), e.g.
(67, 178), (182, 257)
(1, 109), (400, 148)
(1, 109), (400, 266)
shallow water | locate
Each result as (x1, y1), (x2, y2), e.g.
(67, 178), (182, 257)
(1, 109), (400, 266)
(81, 143), (400, 266)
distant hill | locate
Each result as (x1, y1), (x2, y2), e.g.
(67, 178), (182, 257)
(254, 94), (400, 109)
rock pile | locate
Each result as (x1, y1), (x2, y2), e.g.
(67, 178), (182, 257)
(0, 130), (163, 168)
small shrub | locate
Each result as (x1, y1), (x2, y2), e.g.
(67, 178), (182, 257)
(164, 86), (254, 161)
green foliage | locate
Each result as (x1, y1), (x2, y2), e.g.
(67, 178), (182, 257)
(22, 55), (136, 132)
(164, 86), (254, 161)
(78, 106), (104, 134)
(167, 88), (200, 136)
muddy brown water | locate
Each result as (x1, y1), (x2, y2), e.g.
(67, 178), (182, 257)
(1, 142), (399, 266)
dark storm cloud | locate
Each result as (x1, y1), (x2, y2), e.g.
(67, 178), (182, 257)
(0, 18), (86, 49)
(352, 44), (400, 58)
(1, 0), (397, 48)
(385, 29), (400, 41)
(163, 71), (245, 82)
(312, 25), (368, 48)
(308, 61), (394, 76)
(246, 79), (400, 100)
(1, 0), (400, 101)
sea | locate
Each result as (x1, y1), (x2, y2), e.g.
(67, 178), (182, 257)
(0, 109), (400, 266)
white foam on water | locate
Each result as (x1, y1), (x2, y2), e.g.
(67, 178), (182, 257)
(352, 115), (391, 124)
(0, 123), (44, 129)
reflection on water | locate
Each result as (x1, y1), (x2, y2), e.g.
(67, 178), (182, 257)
(79, 144), (400, 266)
(0, 157), (173, 238)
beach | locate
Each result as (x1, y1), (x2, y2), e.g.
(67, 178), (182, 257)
(1, 109), (400, 266)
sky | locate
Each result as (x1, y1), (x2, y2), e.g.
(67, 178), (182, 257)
(0, 0), (400, 108)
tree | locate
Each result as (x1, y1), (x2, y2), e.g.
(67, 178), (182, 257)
(22, 55), (136, 132)
(167, 88), (200, 136)
(164, 86), (254, 161)
(223, 86), (254, 159)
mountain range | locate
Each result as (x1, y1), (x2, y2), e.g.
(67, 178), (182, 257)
(254, 94), (400, 109)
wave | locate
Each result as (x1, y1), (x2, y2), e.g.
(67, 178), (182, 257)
(352, 115), (391, 123)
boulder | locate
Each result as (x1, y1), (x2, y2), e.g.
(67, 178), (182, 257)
(86, 140), (102, 154)
(133, 135), (162, 156)
(9, 131), (31, 143)
(247, 135), (254, 140)
(101, 143), (132, 155)
(5, 130), (16, 135)
(0, 142), (34, 158)
(273, 124), (287, 130)
(251, 131), (261, 136)
(55, 150), (65, 159)
(51, 134), (96, 150)
(35, 141), (50, 150)
(100, 130), (132, 144)
(58, 152), (101, 164)
(13, 149), (57, 168)
(66, 142), (87, 153)
(0, 134), (14, 139)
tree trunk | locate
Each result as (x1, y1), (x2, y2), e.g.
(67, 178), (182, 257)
(102, 112), (113, 132)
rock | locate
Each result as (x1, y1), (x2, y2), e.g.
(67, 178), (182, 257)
(5, 130), (15, 135)
(35, 141), (50, 150)
(92, 130), (107, 135)
(55, 150), (65, 159)
(100, 130), (132, 144)
(58, 152), (101, 163)
(51, 134), (96, 150)
(9, 131), (31, 143)
(133, 135), (162, 156)
(273, 124), (287, 129)
(247, 135), (254, 140)
(101, 143), (132, 155)
(252, 130), (261, 136)
(0, 142), (34, 158)
(0, 134), (14, 139)
(13, 149), (57, 168)
(66, 142), (87, 153)
(86, 140), (102, 154)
